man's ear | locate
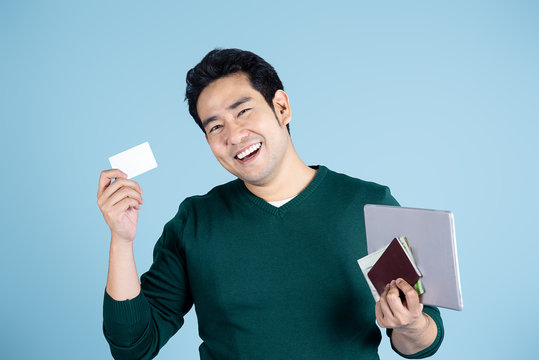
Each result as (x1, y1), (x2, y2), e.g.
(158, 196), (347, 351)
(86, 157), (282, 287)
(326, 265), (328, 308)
(272, 90), (291, 126)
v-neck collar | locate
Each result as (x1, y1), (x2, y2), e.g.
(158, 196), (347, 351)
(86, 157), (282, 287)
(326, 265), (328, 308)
(235, 165), (328, 216)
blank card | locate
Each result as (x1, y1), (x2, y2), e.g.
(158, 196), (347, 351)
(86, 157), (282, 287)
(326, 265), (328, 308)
(108, 142), (158, 179)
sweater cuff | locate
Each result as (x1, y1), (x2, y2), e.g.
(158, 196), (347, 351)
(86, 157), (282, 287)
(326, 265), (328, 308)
(387, 306), (444, 359)
(103, 289), (151, 325)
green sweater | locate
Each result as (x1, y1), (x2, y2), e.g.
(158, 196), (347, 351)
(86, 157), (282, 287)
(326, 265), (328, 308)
(103, 166), (444, 359)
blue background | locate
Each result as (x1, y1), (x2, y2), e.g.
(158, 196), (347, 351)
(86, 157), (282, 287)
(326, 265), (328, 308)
(1, 1), (537, 359)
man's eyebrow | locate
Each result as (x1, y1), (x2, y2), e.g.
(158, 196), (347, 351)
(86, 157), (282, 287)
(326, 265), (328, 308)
(201, 97), (253, 129)
(202, 115), (218, 129)
(227, 96), (252, 111)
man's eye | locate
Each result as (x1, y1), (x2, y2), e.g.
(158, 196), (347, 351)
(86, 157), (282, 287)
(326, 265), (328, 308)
(209, 124), (222, 133)
(238, 108), (251, 117)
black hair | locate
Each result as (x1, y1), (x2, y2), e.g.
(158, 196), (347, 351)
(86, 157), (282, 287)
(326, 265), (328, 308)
(185, 48), (288, 134)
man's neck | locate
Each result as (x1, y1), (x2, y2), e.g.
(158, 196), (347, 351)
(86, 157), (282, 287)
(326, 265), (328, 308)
(244, 148), (317, 202)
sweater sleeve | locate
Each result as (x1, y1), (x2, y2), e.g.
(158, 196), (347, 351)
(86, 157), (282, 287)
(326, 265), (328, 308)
(386, 305), (444, 358)
(103, 204), (194, 360)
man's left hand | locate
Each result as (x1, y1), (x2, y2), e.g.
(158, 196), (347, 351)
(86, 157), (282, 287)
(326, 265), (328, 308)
(375, 278), (427, 331)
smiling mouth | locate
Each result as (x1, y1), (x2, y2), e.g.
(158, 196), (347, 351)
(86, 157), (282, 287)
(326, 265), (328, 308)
(235, 142), (262, 161)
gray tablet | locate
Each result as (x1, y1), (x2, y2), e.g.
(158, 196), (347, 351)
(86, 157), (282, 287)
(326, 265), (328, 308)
(364, 204), (463, 311)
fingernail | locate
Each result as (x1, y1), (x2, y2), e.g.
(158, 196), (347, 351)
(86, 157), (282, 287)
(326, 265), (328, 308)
(396, 278), (403, 284)
(385, 283), (390, 289)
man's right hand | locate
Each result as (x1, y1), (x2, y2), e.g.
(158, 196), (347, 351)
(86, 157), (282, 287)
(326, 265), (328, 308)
(97, 169), (144, 243)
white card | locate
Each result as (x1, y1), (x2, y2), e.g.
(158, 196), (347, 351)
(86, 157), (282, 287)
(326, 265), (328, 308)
(108, 142), (158, 179)
(357, 244), (388, 302)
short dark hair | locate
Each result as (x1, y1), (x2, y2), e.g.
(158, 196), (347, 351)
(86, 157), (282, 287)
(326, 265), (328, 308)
(185, 48), (288, 134)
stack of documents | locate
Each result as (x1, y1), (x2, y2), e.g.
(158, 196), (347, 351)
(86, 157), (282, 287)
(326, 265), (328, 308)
(361, 205), (463, 311)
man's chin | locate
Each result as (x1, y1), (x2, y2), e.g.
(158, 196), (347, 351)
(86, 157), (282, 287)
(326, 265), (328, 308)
(235, 170), (272, 187)
(220, 162), (272, 187)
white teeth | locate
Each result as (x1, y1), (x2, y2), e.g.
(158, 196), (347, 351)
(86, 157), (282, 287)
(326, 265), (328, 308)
(237, 143), (261, 160)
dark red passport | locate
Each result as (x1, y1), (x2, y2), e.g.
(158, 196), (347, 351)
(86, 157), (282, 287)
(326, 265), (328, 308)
(367, 237), (421, 296)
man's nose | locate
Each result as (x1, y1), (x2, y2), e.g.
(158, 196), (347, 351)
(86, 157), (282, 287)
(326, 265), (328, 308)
(227, 121), (249, 145)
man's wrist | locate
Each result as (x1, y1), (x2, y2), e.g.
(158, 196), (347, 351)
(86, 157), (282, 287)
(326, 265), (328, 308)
(390, 313), (438, 356)
(394, 313), (431, 336)
(110, 235), (135, 250)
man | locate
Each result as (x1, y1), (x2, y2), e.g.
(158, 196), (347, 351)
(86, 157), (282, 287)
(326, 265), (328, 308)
(98, 48), (444, 359)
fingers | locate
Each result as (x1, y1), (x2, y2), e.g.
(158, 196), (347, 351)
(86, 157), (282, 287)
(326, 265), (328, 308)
(97, 170), (143, 242)
(107, 185), (144, 208)
(376, 284), (393, 328)
(396, 278), (423, 314)
(116, 197), (142, 212)
(386, 280), (405, 311)
(97, 171), (143, 207)
(375, 278), (422, 329)
(375, 300), (384, 327)
(97, 169), (144, 220)
(101, 177), (142, 201)
(378, 284), (394, 321)
(97, 169), (127, 198)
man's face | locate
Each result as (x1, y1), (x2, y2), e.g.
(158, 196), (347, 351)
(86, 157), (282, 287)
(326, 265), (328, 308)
(197, 72), (291, 186)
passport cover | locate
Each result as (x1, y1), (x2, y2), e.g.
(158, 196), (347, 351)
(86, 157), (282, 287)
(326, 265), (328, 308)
(367, 237), (421, 296)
